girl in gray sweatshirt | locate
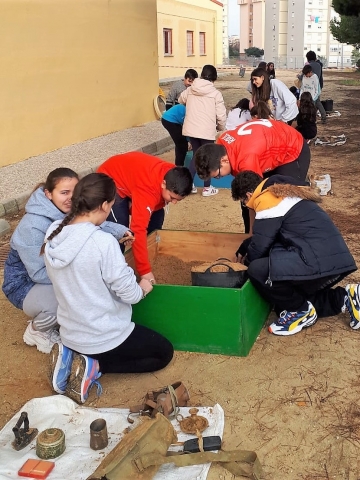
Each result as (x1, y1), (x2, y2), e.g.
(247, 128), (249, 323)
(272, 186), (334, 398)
(44, 173), (173, 404)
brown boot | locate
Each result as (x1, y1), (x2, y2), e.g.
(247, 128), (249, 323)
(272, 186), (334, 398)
(129, 382), (190, 420)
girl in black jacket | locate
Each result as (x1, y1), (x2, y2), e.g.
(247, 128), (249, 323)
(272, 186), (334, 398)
(232, 171), (359, 336)
(296, 92), (317, 141)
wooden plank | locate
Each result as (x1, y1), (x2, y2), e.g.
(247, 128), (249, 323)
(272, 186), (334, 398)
(156, 230), (249, 262)
(125, 231), (158, 274)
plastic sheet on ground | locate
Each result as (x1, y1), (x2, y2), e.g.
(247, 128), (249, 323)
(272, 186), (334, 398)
(314, 134), (346, 146)
(317, 110), (341, 117)
(0, 395), (224, 480)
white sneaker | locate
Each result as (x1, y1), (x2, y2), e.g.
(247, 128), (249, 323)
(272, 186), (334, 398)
(202, 186), (219, 197)
(23, 322), (61, 354)
(191, 184), (198, 194)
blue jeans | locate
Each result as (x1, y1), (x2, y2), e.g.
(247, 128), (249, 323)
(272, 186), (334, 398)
(106, 194), (165, 250)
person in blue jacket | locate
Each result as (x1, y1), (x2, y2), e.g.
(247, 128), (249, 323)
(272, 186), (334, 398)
(232, 171), (359, 336)
(161, 103), (188, 167)
(2, 168), (131, 354)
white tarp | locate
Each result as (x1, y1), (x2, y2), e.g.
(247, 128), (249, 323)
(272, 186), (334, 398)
(0, 395), (224, 480)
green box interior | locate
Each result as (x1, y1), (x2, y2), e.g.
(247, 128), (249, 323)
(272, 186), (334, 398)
(125, 230), (271, 357)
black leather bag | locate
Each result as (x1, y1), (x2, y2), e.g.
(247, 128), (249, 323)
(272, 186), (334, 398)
(191, 258), (248, 289)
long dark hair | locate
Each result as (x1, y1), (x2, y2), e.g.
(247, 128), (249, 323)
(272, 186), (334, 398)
(250, 100), (273, 119)
(266, 62), (276, 79)
(299, 92), (317, 123)
(33, 167), (78, 193)
(250, 68), (271, 105)
(41, 173), (116, 254)
(230, 98), (250, 114)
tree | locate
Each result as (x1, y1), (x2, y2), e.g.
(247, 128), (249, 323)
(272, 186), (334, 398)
(229, 44), (240, 57)
(332, 0), (360, 17)
(244, 47), (264, 58)
(317, 55), (328, 68)
(330, 15), (360, 48)
(351, 48), (360, 67)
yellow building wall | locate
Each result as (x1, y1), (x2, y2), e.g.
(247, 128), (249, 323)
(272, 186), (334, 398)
(157, 0), (223, 79)
(0, 0), (159, 168)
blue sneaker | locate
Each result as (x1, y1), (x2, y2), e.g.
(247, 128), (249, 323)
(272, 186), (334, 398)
(65, 353), (102, 404)
(49, 342), (74, 394)
(343, 284), (360, 329)
(269, 301), (317, 336)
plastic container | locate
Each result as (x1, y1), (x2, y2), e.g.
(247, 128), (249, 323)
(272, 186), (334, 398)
(18, 459), (55, 479)
(321, 99), (333, 112)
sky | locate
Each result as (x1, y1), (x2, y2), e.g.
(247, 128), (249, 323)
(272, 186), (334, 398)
(228, 0), (240, 36)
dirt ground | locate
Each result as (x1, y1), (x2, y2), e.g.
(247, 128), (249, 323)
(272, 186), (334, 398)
(2, 70), (360, 479)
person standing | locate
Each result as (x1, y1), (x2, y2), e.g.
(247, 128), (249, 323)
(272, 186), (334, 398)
(305, 50), (326, 124)
(161, 104), (188, 167)
(178, 64), (226, 197)
(165, 69), (198, 110)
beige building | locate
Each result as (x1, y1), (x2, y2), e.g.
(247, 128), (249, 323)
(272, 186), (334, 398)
(238, 0), (265, 56)
(1, 0), (159, 168)
(157, 0), (223, 80)
(264, 0), (352, 69)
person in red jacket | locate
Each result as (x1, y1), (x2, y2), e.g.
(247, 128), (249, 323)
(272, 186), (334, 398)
(97, 152), (192, 283)
(194, 118), (310, 232)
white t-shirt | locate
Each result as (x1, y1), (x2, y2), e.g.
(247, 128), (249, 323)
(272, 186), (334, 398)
(225, 109), (252, 130)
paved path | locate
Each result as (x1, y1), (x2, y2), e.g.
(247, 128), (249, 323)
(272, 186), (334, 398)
(0, 121), (172, 216)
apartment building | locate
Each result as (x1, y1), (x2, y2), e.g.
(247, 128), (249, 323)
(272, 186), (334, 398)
(238, 0), (266, 57)
(223, 0), (229, 63)
(264, 0), (352, 69)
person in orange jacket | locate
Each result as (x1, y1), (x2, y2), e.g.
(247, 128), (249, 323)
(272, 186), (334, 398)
(97, 152), (192, 284)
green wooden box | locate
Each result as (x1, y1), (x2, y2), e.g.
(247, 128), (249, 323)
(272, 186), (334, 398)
(125, 230), (271, 357)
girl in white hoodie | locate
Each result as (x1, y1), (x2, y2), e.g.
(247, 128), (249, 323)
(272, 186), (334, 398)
(44, 173), (173, 404)
(250, 67), (298, 124)
(179, 65), (226, 197)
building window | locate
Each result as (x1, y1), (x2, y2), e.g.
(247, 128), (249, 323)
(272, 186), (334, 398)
(199, 32), (206, 55)
(308, 24), (311, 28)
(187, 31), (194, 56)
(163, 29), (172, 55)
(291, 47), (294, 52)
(292, 12), (294, 17)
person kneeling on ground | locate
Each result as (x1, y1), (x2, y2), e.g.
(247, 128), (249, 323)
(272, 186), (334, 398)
(231, 171), (359, 336)
(44, 173), (174, 404)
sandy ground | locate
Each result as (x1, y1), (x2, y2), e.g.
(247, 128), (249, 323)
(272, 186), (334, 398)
(1, 70), (360, 479)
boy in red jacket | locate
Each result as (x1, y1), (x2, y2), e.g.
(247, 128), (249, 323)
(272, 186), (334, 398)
(194, 118), (310, 232)
(97, 152), (192, 284)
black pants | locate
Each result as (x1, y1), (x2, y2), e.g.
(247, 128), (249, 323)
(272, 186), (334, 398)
(188, 138), (214, 188)
(89, 324), (174, 373)
(107, 194), (165, 249)
(248, 257), (346, 317)
(241, 139), (311, 233)
(161, 118), (188, 166)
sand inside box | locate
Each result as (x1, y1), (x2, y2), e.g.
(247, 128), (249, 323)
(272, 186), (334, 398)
(151, 255), (203, 286)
